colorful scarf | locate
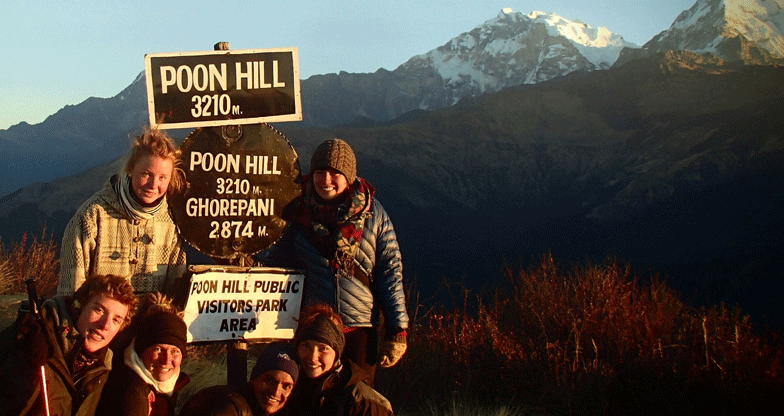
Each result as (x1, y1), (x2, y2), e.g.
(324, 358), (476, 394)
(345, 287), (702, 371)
(301, 176), (375, 277)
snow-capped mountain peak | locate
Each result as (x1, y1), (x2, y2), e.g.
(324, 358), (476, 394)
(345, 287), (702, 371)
(397, 8), (635, 107)
(527, 10), (629, 49)
(526, 10), (634, 66)
(724, 0), (784, 56)
(645, 0), (784, 61)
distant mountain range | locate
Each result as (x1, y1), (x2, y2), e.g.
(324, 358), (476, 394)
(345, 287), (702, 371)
(301, 8), (635, 127)
(2, 0), (784, 325)
(10, 1), (782, 197)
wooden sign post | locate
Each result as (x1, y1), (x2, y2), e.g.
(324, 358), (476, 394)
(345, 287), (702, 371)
(145, 42), (304, 387)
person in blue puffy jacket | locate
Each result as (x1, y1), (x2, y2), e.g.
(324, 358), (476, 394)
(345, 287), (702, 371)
(260, 138), (408, 386)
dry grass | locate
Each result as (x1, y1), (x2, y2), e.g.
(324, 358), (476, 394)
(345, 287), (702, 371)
(3, 228), (783, 415)
(378, 254), (784, 415)
(177, 344), (229, 413)
(0, 226), (60, 297)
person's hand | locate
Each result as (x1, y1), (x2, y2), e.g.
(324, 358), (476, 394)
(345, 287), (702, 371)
(378, 331), (407, 368)
(16, 312), (50, 367)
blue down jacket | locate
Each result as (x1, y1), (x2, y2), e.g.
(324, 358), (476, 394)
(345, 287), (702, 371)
(262, 198), (408, 332)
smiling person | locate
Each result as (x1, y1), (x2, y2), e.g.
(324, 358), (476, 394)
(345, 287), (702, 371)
(259, 138), (408, 386)
(286, 304), (394, 416)
(0, 274), (137, 416)
(179, 342), (299, 416)
(95, 306), (190, 416)
(58, 127), (187, 297)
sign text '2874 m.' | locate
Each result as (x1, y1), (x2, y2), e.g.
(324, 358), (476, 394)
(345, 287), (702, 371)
(145, 48), (302, 129)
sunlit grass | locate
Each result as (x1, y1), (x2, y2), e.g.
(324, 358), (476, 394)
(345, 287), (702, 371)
(2, 231), (782, 415)
(0, 226), (59, 297)
(379, 254), (784, 415)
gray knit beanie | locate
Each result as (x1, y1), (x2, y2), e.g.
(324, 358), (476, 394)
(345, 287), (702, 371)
(310, 138), (357, 184)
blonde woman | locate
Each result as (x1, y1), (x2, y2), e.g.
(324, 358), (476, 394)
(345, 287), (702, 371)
(58, 128), (186, 296)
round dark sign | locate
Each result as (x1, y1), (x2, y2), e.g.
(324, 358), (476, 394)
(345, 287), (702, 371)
(169, 123), (301, 259)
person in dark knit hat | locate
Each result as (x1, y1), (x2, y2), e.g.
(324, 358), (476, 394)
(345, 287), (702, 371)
(286, 304), (394, 416)
(96, 303), (190, 416)
(179, 342), (299, 416)
(259, 138), (409, 387)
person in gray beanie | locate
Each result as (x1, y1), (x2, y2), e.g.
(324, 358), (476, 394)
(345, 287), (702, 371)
(259, 138), (409, 387)
(179, 342), (299, 416)
(287, 304), (394, 416)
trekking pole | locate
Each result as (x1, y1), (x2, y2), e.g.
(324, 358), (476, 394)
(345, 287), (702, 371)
(25, 278), (51, 416)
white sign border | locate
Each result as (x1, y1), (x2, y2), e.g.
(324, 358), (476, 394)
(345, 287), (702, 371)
(182, 266), (304, 343)
(144, 47), (302, 129)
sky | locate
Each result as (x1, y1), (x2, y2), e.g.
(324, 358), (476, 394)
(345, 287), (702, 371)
(1, 0), (697, 130)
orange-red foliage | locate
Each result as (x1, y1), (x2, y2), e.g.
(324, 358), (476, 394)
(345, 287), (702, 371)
(379, 254), (784, 415)
(0, 227), (60, 297)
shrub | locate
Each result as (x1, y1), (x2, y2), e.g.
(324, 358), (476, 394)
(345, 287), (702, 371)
(379, 254), (784, 416)
(0, 227), (60, 297)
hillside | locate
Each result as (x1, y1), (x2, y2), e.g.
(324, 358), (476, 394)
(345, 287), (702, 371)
(0, 8), (635, 197)
(317, 53), (784, 325)
(3, 50), (783, 326)
(5, 1), (783, 199)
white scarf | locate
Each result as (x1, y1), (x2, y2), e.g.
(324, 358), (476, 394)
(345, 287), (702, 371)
(124, 339), (180, 396)
(115, 174), (164, 220)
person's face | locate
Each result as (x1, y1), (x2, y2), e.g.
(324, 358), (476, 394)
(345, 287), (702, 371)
(129, 154), (173, 204)
(297, 340), (337, 379)
(312, 169), (349, 200)
(250, 369), (295, 415)
(75, 293), (129, 353)
(141, 343), (183, 382)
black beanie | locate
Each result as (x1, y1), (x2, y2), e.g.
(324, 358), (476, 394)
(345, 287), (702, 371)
(294, 315), (345, 357)
(134, 312), (188, 357)
(250, 342), (299, 384)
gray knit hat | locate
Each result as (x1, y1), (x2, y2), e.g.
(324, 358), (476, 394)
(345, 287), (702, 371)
(310, 138), (357, 184)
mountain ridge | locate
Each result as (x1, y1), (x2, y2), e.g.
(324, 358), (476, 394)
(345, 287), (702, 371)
(4, 1), (783, 197)
(643, 0), (784, 63)
(2, 49), (783, 326)
(301, 8), (635, 128)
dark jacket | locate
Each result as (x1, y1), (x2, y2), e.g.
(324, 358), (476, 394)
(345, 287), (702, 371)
(179, 383), (271, 416)
(0, 296), (113, 416)
(95, 360), (189, 416)
(262, 197), (408, 333)
(287, 361), (393, 416)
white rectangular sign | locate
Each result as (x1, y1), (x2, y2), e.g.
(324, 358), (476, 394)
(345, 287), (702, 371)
(182, 267), (304, 342)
